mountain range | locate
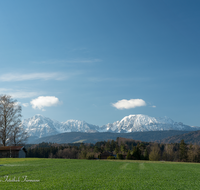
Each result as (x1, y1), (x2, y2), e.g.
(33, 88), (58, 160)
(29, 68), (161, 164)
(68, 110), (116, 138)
(22, 114), (200, 142)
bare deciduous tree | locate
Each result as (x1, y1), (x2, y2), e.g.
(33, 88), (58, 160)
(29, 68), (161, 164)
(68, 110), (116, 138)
(10, 125), (28, 146)
(0, 95), (28, 146)
(149, 143), (160, 161)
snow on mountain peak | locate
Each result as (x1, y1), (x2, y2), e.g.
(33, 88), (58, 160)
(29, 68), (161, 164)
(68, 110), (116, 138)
(99, 114), (198, 133)
(22, 115), (100, 138)
(22, 114), (200, 139)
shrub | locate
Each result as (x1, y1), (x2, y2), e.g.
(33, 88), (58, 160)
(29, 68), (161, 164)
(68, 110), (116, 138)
(86, 153), (94, 159)
(117, 153), (123, 160)
(107, 156), (115, 159)
(126, 150), (132, 160)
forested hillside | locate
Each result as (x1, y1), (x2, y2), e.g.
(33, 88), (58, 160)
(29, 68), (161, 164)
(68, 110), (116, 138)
(161, 130), (200, 144)
(31, 131), (190, 144)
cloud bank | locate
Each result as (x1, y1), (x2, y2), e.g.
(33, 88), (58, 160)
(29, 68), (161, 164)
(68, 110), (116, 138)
(0, 72), (66, 81)
(30, 96), (60, 111)
(112, 99), (146, 110)
(22, 103), (29, 107)
(0, 88), (39, 98)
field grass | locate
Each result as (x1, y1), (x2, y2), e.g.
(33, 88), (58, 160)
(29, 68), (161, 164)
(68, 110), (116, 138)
(0, 158), (200, 190)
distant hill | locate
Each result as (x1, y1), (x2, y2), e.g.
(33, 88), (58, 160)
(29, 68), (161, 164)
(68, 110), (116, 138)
(31, 130), (191, 144)
(161, 130), (200, 145)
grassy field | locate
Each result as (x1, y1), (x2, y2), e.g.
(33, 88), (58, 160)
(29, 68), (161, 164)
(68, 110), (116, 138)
(0, 158), (200, 190)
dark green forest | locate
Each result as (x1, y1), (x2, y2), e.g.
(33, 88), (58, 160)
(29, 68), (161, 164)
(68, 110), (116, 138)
(26, 137), (200, 162)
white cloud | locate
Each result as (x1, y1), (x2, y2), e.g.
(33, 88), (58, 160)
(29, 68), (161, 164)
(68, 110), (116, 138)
(152, 105), (156, 108)
(0, 88), (39, 99)
(32, 59), (101, 65)
(7, 101), (29, 108)
(0, 72), (66, 82)
(87, 76), (150, 83)
(13, 101), (21, 108)
(112, 99), (146, 110)
(30, 96), (61, 110)
(10, 91), (39, 99)
(22, 103), (29, 107)
(63, 59), (101, 63)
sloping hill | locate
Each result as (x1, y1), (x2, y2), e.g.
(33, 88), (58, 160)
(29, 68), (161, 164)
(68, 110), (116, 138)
(31, 130), (190, 144)
(161, 130), (200, 144)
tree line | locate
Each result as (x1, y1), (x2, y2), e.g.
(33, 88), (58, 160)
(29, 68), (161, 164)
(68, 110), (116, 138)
(26, 138), (200, 162)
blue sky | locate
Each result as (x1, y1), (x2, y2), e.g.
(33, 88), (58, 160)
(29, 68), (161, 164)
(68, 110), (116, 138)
(0, 0), (199, 126)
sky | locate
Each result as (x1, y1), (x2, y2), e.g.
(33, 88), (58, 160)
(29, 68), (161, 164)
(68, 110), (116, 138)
(0, 0), (200, 127)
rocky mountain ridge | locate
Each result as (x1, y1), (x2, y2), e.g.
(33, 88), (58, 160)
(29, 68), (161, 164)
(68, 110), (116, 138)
(22, 114), (200, 139)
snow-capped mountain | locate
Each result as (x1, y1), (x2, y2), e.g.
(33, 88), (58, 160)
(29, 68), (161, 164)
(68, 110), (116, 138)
(21, 114), (60, 138)
(99, 114), (198, 133)
(21, 114), (99, 138)
(22, 114), (200, 139)
(60, 120), (99, 133)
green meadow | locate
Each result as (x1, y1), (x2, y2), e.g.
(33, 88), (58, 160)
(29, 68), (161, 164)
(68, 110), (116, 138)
(0, 158), (200, 190)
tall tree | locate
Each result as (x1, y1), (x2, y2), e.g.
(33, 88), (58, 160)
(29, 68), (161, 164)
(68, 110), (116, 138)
(126, 150), (132, 160)
(114, 145), (119, 154)
(179, 139), (188, 162)
(163, 144), (175, 161)
(120, 143), (126, 154)
(149, 144), (160, 161)
(0, 95), (27, 146)
(132, 145), (141, 160)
